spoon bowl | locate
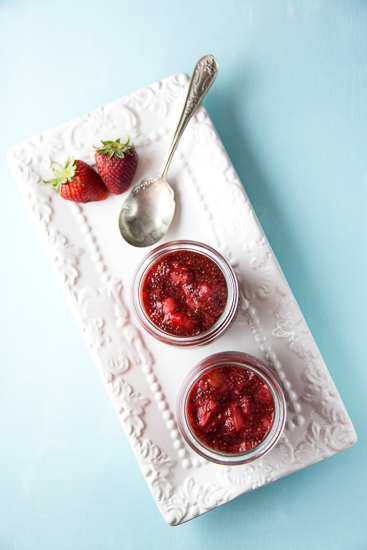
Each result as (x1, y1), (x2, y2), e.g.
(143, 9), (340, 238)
(118, 176), (175, 247)
(118, 55), (218, 248)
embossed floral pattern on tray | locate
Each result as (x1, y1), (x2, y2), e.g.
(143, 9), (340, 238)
(7, 73), (357, 525)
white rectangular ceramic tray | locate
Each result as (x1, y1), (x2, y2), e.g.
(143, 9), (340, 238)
(7, 73), (357, 525)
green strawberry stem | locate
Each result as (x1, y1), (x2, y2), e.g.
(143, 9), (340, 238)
(44, 157), (76, 193)
(94, 137), (134, 159)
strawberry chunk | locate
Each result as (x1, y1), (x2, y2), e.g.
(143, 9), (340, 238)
(255, 383), (273, 404)
(224, 404), (246, 434)
(170, 313), (197, 332)
(160, 297), (177, 315)
(206, 368), (229, 392)
(196, 399), (219, 428)
(201, 309), (217, 327)
(198, 283), (213, 299)
(239, 396), (249, 414)
(261, 416), (273, 431)
(169, 263), (193, 284)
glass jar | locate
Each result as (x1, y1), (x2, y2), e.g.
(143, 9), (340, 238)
(131, 240), (240, 347)
(177, 352), (286, 465)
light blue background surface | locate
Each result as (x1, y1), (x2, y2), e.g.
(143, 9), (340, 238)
(1, 1), (366, 548)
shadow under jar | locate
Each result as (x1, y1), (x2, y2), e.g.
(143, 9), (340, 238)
(131, 240), (240, 347)
(177, 352), (286, 465)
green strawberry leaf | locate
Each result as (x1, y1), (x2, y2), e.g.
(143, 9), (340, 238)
(93, 137), (135, 159)
(44, 157), (76, 193)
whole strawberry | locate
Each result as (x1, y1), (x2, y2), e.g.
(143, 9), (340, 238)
(94, 138), (138, 194)
(44, 157), (109, 203)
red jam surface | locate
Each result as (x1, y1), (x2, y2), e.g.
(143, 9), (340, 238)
(187, 365), (275, 454)
(142, 250), (228, 337)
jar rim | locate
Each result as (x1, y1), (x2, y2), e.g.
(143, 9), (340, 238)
(177, 352), (286, 465)
(131, 240), (240, 347)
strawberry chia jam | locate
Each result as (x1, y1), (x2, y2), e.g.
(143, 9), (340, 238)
(132, 241), (239, 347)
(177, 352), (286, 464)
(186, 365), (275, 454)
(141, 250), (228, 337)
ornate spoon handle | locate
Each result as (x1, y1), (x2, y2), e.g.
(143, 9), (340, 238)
(158, 55), (218, 180)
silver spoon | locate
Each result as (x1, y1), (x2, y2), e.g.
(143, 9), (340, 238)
(118, 55), (218, 247)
